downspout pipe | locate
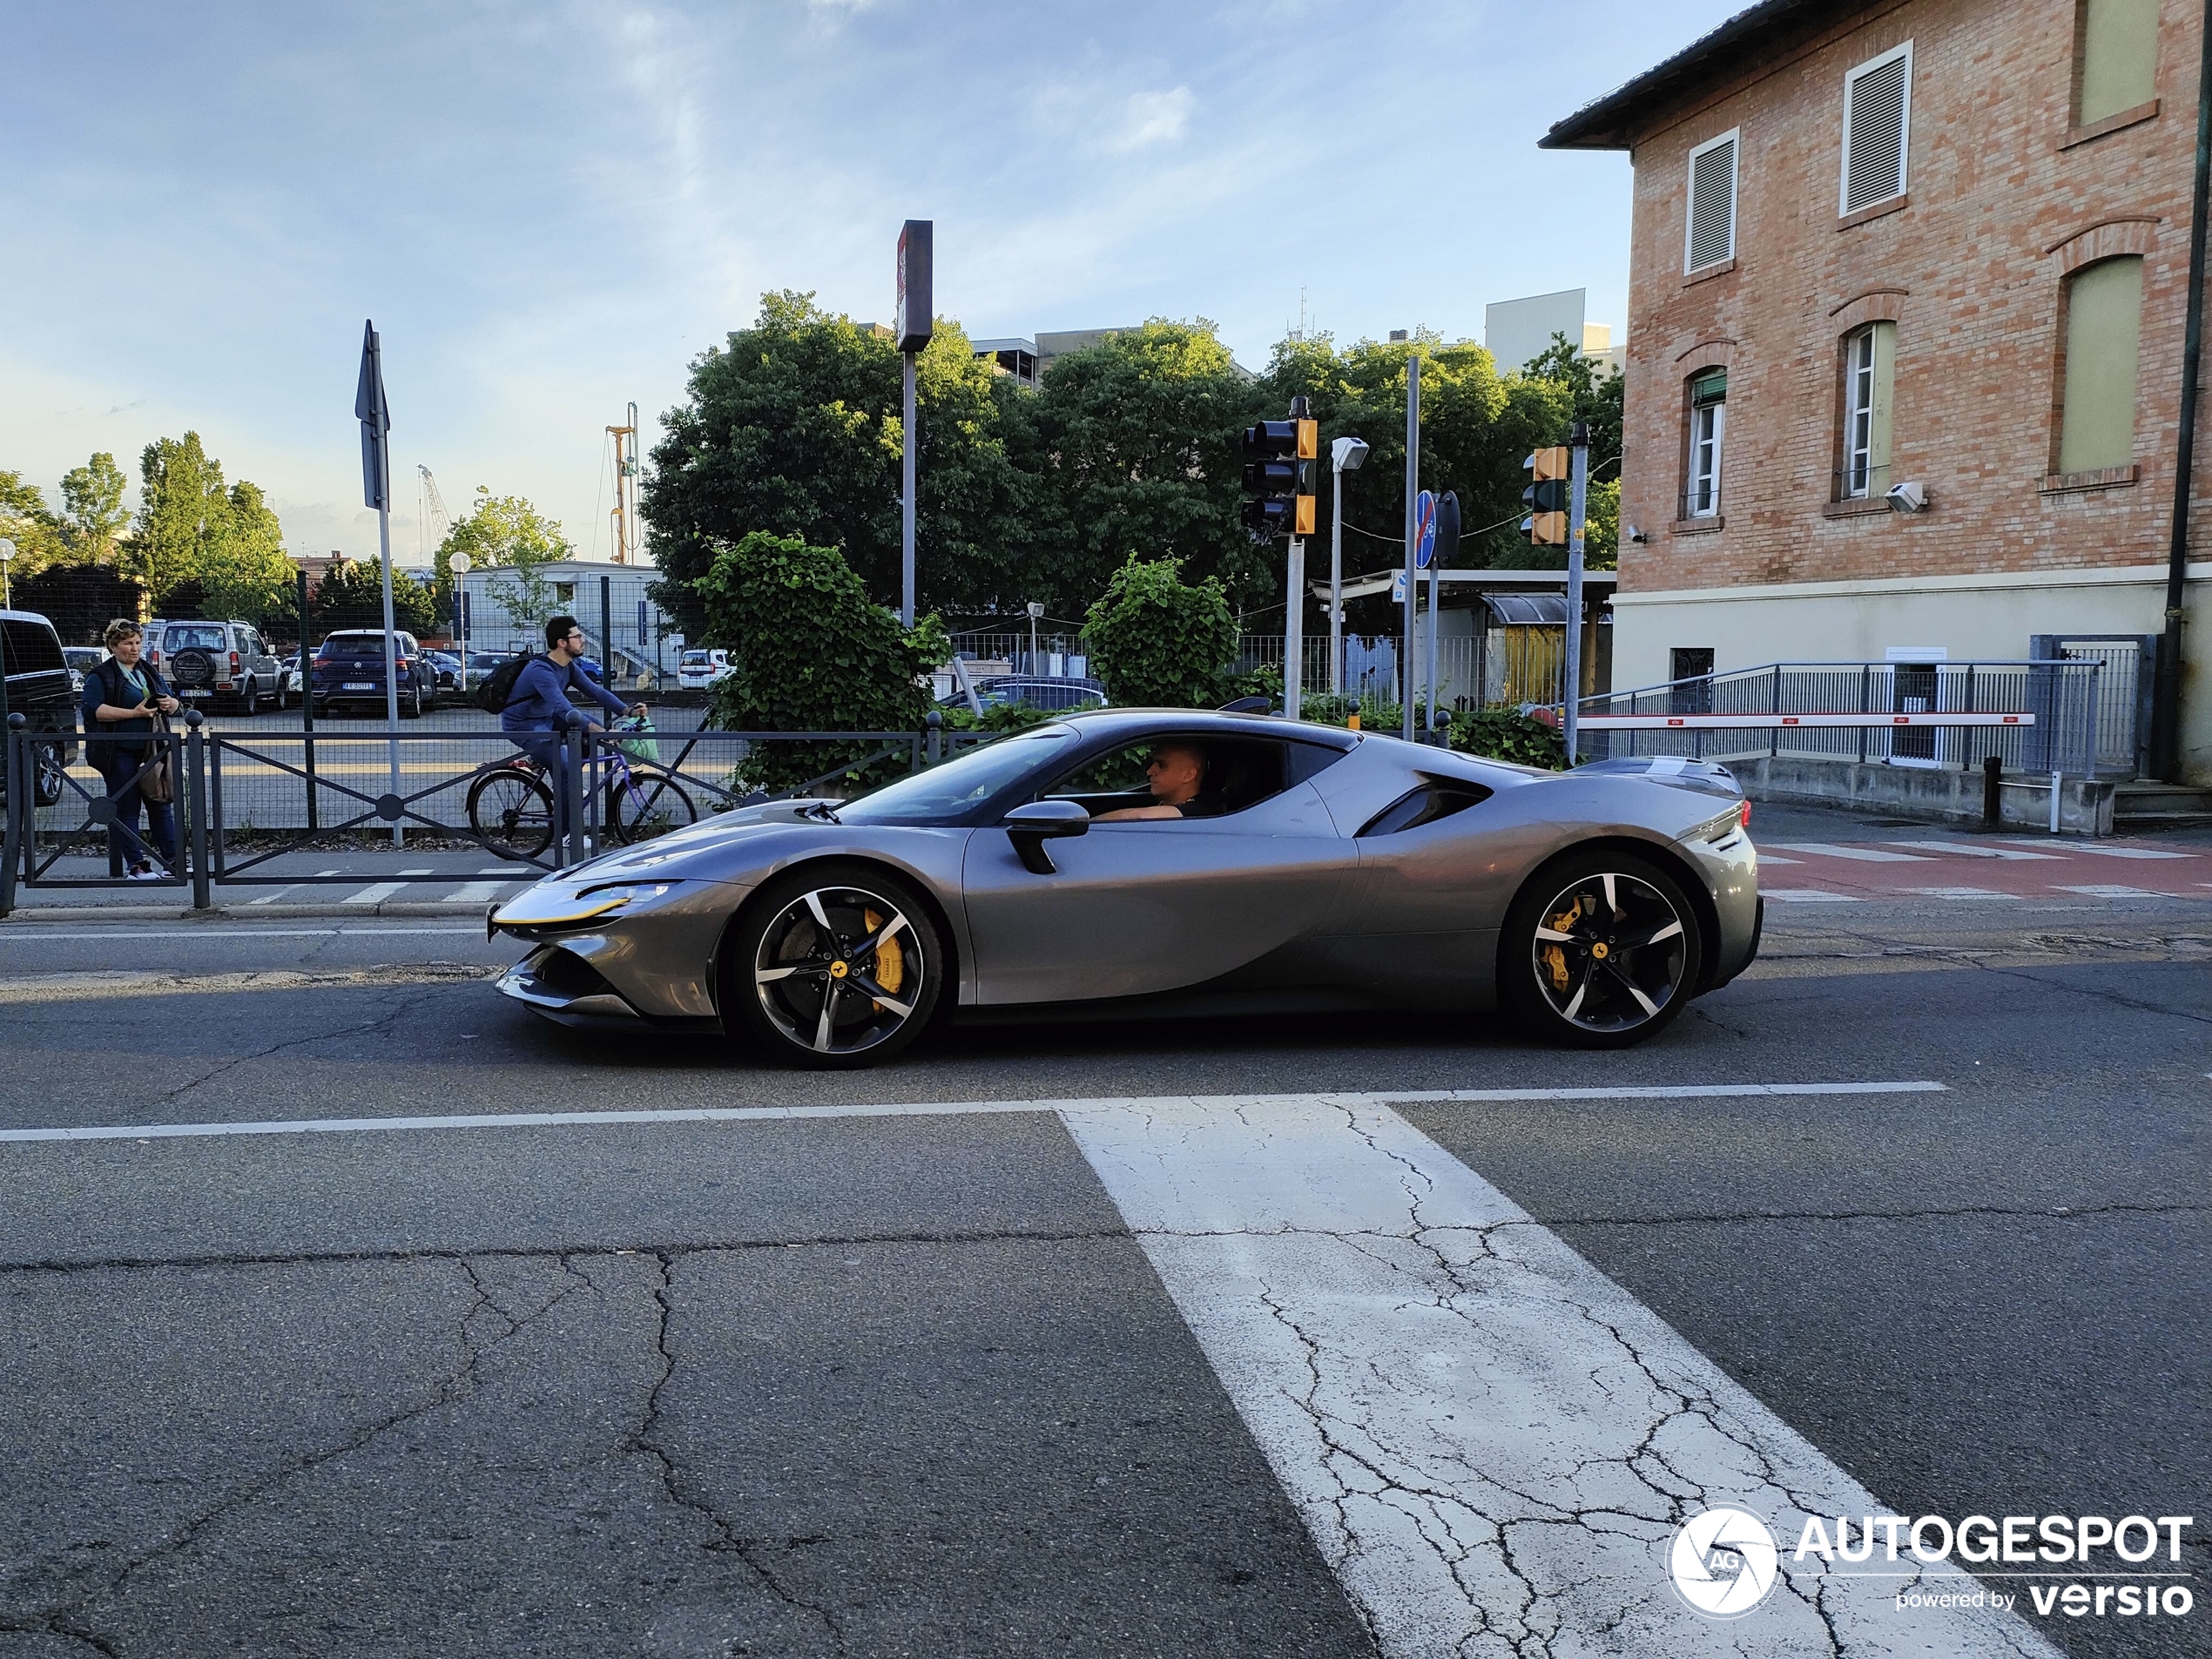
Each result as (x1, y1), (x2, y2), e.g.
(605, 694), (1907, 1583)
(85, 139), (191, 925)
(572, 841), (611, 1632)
(2152, 0), (2212, 780)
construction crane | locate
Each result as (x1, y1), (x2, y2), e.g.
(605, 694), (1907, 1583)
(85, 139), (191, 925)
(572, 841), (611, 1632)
(607, 401), (639, 564)
(418, 464), (452, 554)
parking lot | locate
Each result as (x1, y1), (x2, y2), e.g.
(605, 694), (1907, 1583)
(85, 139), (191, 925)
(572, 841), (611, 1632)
(0, 801), (2203, 1658)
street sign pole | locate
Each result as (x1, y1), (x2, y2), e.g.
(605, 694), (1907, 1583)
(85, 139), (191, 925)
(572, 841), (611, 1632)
(900, 350), (917, 628)
(894, 219), (933, 631)
(1402, 354), (1420, 740)
(1285, 535), (1305, 721)
(1564, 420), (1591, 766)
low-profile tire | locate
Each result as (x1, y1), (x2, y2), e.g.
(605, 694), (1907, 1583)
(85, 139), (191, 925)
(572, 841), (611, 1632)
(1502, 850), (1703, 1049)
(724, 861), (943, 1069)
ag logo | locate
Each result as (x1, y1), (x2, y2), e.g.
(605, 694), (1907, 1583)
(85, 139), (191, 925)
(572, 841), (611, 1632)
(1669, 1506), (1781, 1617)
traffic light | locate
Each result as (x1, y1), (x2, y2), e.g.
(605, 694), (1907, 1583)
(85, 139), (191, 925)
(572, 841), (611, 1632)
(1242, 401), (1319, 542)
(1521, 447), (1570, 545)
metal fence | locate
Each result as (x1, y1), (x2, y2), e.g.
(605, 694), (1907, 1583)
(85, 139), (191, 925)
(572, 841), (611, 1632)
(1, 712), (991, 914)
(1569, 660), (2118, 775)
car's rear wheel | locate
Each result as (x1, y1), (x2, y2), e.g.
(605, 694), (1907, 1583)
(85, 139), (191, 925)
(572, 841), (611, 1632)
(725, 863), (941, 1069)
(1503, 851), (1702, 1049)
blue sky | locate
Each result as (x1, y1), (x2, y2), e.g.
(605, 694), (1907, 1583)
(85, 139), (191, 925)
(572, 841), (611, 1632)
(5, 0), (1742, 566)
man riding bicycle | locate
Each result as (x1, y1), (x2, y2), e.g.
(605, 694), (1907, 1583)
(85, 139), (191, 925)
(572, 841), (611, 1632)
(502, 615), (644, 847)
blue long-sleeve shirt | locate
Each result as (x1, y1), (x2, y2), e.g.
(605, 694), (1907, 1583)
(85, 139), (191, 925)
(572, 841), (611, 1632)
(498, 655), (631, 733)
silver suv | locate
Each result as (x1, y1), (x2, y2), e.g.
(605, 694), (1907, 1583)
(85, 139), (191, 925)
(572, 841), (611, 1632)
(145, 619), (286, 715)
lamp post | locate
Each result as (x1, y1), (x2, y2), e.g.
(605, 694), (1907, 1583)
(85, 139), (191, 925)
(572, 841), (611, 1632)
(1328, 439), (1368, 698)
(449, 551), (473, 692)
(1026, 600), (1044, 675)
(0, 538), (14, 610)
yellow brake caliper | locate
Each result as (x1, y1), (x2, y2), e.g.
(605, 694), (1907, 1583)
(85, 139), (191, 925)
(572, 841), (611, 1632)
(864, 907), (905, 1009)
(1541, 897), (1583, 992)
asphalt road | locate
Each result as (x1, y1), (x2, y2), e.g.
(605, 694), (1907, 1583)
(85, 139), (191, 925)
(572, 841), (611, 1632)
(0, 819), (2205, 1658)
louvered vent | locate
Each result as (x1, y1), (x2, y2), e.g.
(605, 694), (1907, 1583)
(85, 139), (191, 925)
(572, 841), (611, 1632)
(1844, 53), (1909, 212)
(1687, 138), (1736, 270)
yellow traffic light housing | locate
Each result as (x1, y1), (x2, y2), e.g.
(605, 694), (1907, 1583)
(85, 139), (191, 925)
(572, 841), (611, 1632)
(1521, 447), (1571, 546)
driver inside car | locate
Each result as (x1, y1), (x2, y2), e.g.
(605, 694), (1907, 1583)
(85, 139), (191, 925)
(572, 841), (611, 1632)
(1091, 742), (1224, 820)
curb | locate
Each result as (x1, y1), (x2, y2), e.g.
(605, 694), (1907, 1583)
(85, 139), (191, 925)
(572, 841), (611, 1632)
(3, 902), (495, 923)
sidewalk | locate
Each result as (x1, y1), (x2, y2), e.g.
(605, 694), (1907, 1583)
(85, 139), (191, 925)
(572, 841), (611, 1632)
(3, 846), (536, 921)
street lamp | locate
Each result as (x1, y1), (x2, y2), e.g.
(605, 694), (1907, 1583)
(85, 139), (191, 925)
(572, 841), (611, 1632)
(1328, 439), (1368, 697)
(0, 537), (15, 610)
(449, 551), (473, 691)
(1026, 600), (1045, 676)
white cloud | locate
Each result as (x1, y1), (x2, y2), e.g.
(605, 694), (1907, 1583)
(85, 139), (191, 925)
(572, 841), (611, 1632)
(1111, 86), (1194, 151)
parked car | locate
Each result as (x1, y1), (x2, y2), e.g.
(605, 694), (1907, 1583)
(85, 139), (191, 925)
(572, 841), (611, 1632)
(677, 649), (732, 690)
(309, 629), (435, 718)
(61, 646), (104, 699)
(143, 618), (286, 715)
(0, 610), (79, 808)
(945, 674), (1109, 714)
(469, 650), (524, 677)
(277, 655), (301, 708)
(422, 650), (462, 692)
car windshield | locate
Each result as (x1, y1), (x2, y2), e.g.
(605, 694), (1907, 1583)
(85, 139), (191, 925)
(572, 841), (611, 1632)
(163, 624), (226, 651)
(838, 727), (1078, 825)
(682, 651), (709, 665)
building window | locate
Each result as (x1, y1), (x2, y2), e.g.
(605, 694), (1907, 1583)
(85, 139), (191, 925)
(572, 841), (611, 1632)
(2058, 256), (2144, 474)
(1841, 44), (1912, 215)
(1686, 369), (1727, 517)
(1840, 321), (1897, 497)
(1685, 129), (1739, 273)
(2077, 0), (2160, 125)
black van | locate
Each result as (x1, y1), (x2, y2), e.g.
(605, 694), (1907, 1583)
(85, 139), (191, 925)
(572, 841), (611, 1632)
(0, 610), (80, 808)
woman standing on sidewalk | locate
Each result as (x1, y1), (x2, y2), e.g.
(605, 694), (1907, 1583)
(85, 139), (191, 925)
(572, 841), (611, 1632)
(80, 620), (181, 880)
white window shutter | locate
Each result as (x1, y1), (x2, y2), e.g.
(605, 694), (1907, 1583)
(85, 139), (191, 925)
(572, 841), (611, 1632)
(1843, 50), (1911, 213)
(1687, 135), (1737, 271)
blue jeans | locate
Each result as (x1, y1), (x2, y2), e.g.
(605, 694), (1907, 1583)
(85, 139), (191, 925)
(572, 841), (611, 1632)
(98, 754), (179, 877)
(513, 731), (584, 847)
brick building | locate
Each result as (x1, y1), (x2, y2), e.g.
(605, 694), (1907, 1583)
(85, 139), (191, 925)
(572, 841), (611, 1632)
(1545, 0), (2210, 782)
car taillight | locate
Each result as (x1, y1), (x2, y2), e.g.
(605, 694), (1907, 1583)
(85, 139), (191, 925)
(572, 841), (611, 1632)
(229, 651), (240, 671)
(1740, 799), (1753, 828)
(395, 658), (410, 671)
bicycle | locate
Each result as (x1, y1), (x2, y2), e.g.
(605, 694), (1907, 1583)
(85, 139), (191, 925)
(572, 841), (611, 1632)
(465, 718), (698, 860)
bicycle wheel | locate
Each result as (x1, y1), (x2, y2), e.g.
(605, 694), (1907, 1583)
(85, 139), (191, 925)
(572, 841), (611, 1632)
(607, 769), (698, 844)
(467, 767), (556, 860)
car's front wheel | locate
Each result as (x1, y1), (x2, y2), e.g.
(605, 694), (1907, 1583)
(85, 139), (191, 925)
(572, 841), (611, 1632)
(1502, 851), (1703, 1049)
(725, 863), (942, 1069)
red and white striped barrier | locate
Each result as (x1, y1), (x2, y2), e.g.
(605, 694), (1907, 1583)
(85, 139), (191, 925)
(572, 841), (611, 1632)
(1575, 711), (2034, 732)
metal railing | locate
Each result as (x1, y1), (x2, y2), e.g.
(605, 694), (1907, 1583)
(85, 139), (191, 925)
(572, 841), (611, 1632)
(2, 711), (993, 914)
(1568, 660), (2114, 776)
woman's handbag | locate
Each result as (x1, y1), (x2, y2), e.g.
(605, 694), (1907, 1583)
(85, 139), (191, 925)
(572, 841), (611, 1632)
(138, 710), (175, 805)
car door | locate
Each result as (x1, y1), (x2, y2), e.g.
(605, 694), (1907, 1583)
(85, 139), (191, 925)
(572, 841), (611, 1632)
(960, 732), (1355, 1006)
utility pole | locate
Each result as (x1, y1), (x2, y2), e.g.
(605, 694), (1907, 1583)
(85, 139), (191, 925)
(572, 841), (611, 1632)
(1402, 352), (1420, 740)
(1563, 420), (1591, 766)
(607, 401), (639, 565)
(895, 221), (934, 628)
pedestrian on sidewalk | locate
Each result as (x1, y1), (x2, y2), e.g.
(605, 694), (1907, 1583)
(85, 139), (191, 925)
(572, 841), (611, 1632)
(500, 615), (644, 852)
(80, 620), (181, 880)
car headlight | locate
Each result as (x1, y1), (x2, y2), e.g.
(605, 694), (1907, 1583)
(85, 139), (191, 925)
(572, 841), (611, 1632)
(577, 881), (679, 909)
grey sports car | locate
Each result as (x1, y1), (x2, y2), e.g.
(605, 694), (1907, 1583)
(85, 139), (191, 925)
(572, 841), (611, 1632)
(489, 709), (1763, 1067)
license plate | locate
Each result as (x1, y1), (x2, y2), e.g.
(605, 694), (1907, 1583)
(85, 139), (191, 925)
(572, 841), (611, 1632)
(341, 682), (374, 691)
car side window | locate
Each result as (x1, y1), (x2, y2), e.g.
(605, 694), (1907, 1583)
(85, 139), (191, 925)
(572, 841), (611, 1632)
(1042, 736), (1296, 817)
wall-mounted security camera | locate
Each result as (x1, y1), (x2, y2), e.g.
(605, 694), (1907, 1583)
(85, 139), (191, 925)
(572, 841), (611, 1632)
(1885, 481), (1930, 513)
(1625, 523), (1649, 544)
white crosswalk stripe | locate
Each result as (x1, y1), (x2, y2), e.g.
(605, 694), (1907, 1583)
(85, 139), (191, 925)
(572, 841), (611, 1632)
(1888, 840), (2065, 860)
(1905, 886), (2016, 900)
(2005, 840), (2188, 860)
(340, 870), (430, 905)
(447, 881), (509, 903)
(1767, 842), (1933, 862)
(2056, 884), (2174, 900)
(1761, 889), (1862, 902)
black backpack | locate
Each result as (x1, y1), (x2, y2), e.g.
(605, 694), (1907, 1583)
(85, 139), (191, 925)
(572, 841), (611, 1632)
(471, 652), (536, 714)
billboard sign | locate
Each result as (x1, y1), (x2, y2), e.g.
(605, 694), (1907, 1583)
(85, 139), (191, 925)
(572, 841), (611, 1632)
(895, 219), (934, 354)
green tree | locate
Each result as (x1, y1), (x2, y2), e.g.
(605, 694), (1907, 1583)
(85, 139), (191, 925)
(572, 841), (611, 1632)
(313, 555), (436, 636)
(442, 489), (573, 636)
(0, 470), (66, 580)
(132, 433), (228, 601)
(59, 453), (128, 562)
(1081, 555), (1239, 708)
(644, 292), (1027, 631)
(693, 531), (948, 791)
(194, 480), (293, 623)
(1010, 320), (1269, 613)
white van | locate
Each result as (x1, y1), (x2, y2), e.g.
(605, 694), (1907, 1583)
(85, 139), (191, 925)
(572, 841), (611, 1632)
(677, 648), (731, 691)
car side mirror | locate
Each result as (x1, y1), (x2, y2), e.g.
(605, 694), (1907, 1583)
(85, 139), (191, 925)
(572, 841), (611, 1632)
(1003, 798), (1089, 874)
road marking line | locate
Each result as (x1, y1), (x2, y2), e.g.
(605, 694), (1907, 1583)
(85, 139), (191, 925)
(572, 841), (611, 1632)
(2003, 840), (2189, 860)
(247, 887), (294, 905)
(0, 1082), (1946, 1143)
(1904, 886), (2017, 900)
(447, 882), (508, 903)
(1760, 889), (1863, 902)
(1061, 1096), (2050, 1658)
(1753, 853), (1801, 864)
(1888, 840), (2065, 860)
(340, 881), (412, 905)
(475, 866), (520, 874)
(1766, 841), (1934, 862)
(2055, 884), (2174, 899)
(0, 927), (484, 942)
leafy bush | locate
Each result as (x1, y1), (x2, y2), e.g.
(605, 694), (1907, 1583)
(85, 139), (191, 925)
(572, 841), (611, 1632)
(1450, 705), (1567, 769)
(940, 700), (1055, 735)
(695, 531), (948, 792)
(1224, 661), (1281, 706)
(1082, 555), (1239, 708)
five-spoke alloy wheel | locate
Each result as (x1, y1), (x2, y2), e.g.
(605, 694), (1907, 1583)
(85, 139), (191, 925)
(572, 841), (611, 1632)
(727, 864), (943, 1069)
(1504, 852), (1702, 1048)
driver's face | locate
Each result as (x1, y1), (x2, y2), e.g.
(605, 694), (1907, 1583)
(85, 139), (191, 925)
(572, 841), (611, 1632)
(1145, 746), (1204, 804)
